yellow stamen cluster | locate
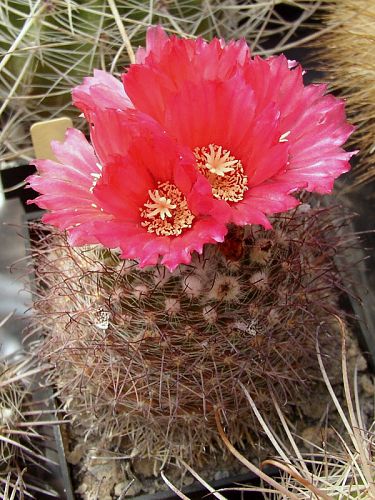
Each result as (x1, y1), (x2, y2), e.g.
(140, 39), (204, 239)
(194, 144), (248, 202)
(140, 181), (195, 236)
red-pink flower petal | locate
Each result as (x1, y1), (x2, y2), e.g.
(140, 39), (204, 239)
(135, 25), (169, 64)
(29, 27), (356, 267)
(161, 77), (256, 151)
(89, 113), (230, 270)
(164, 218), (227, 269)
(276, 96), (355, 193)
(147, 75), (293, 226)
(89, 210), (228, 271)
(124, 27), (250, 124)
(89, 107), (172, 167)
(230, 181), (302, 228)
(159, 75), (289, 185)
(243, 54), (355, 193)
(72, 69), (133, 116)
(122, 28), (354, 225)
(29, 108), (229, 271)
(51, 128), (101, 179)
(27, 129), (110, 239)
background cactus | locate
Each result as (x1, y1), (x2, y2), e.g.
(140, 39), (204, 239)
(29, 200), (356, 492)
(0, 0), (325, 168)
(0, 352), (60, 498)
(317, 0), (375, 189)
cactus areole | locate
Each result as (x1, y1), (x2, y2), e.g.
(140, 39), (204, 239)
(27, 26), (355, 270)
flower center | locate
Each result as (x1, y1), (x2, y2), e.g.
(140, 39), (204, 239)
(140, 181), (195, 236)
(194, 144), (248, 202)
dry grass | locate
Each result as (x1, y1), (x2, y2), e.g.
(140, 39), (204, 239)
(214, 317), (375, 499)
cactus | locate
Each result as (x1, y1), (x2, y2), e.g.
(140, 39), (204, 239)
(0, 0), (324, 165)
(0, 353), (58, 497)
(29, 201), (353, 479)
(317, 0), (375, 189)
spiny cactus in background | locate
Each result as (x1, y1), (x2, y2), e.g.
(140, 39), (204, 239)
(318, 0), (375, 189)
(0, 0), (323, 166)
(0, 353), (58, 498)
(29, 201), (355, 473)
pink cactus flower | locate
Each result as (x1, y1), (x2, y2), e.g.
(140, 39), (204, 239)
(29, 26), (355, 268)
(28, 111), (229, 271)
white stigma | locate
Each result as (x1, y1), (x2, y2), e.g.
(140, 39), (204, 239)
(203, 144), (238, 176)
(144, 189), (177, 220)
(279, 131), (291, 143)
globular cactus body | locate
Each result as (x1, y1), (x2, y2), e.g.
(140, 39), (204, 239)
(31, 202), (348, 464)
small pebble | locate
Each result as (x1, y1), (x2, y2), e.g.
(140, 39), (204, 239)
(67, 443), (86, 465)
(183, 475), (194, 486)
(301, 426), (321, 445)
(121, 479), (142, 497)
(360, 374), (375, 396)
(214, 469), (230, 481)
(357, 354), (368, 372)
(133, 458), (156, 478)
